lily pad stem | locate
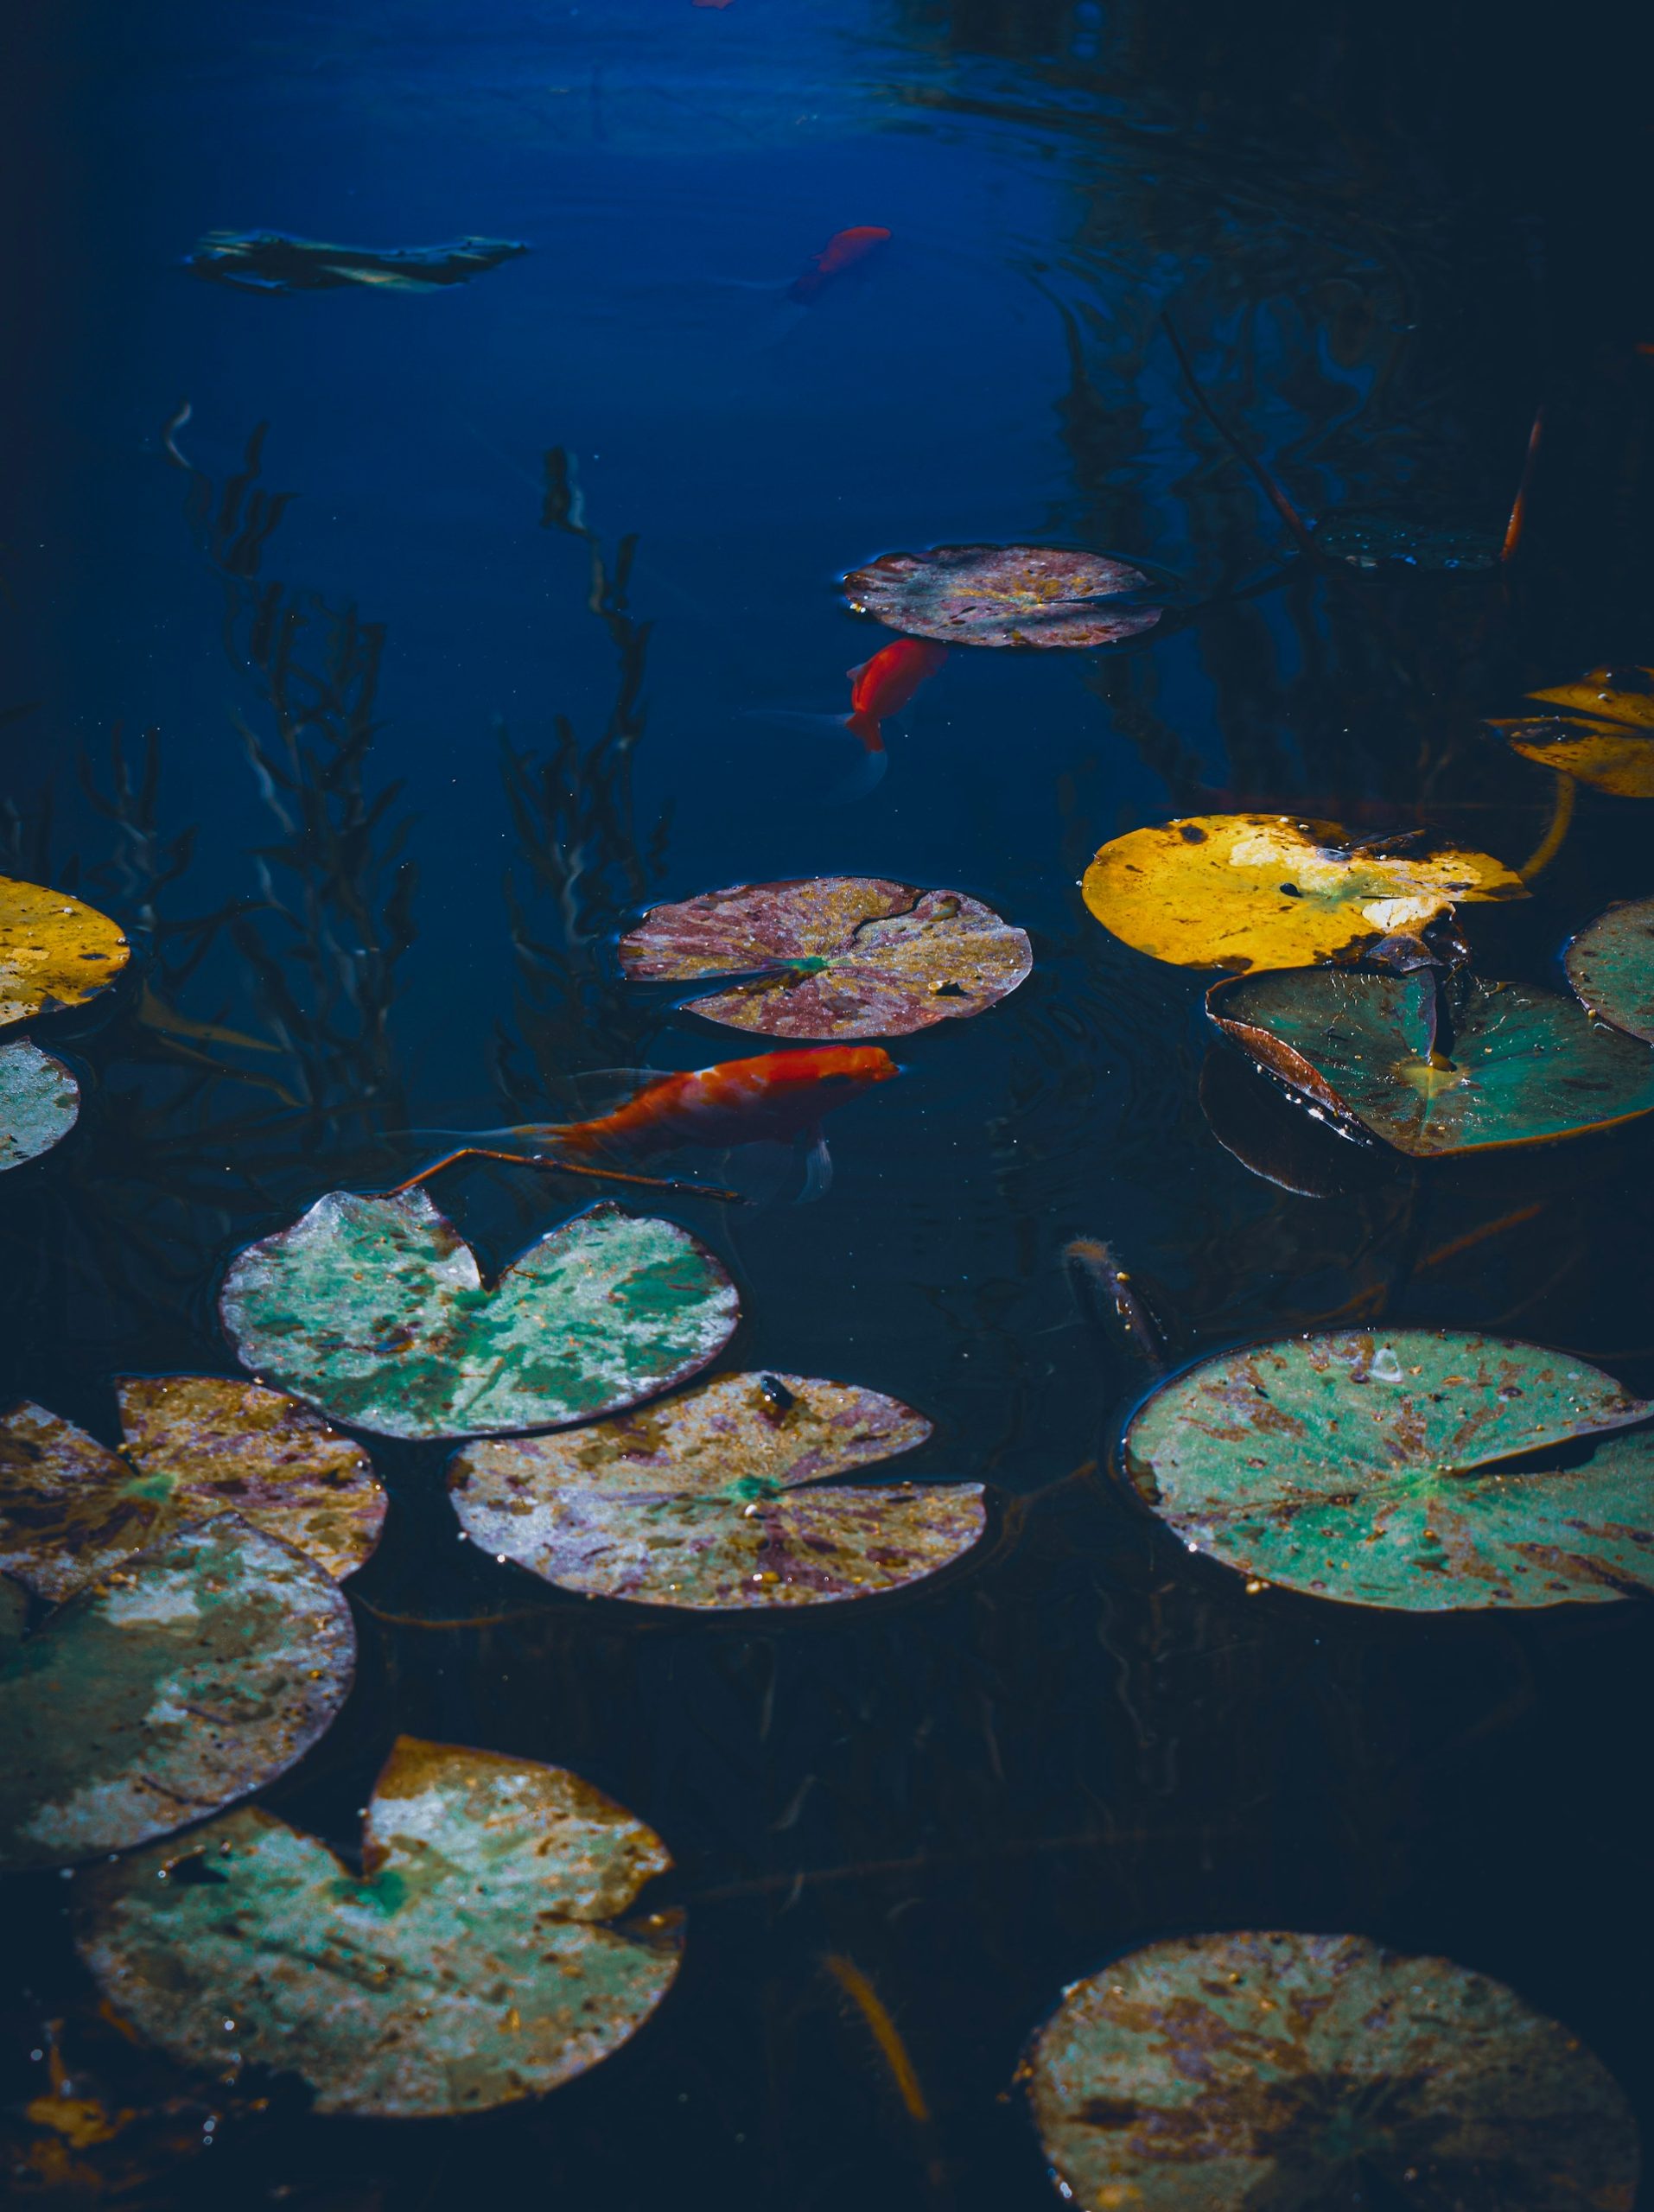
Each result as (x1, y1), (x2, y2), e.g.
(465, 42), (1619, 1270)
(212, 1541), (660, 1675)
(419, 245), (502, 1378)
(380, 1147), (746, 1204)
(1500, 404), (1544, 563)
(1518, 768), (1576, 882)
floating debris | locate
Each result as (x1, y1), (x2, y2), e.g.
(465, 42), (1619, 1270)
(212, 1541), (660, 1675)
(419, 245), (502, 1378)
(843, 544), (1161, 649)
(185, 231), (529, 295)
(1313, 510), (1501, 569)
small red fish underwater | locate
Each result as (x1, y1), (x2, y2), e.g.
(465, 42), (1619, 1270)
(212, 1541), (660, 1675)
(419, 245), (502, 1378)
(750, 638), (947, 801)
(787, 226), (892, 304)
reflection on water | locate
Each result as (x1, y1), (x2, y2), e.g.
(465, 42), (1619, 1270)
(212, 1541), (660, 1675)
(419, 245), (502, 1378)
(3, 0), (1652, 2203)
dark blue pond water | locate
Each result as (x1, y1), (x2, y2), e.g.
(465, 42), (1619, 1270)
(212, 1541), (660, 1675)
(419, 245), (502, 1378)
(4, 1), (1652, 2203)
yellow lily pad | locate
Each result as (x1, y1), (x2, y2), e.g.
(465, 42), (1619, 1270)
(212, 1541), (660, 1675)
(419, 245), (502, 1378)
(0, 878), (130, 1028)
(1491, 664), (1654, 795)
(1081, 814), (1524, 973)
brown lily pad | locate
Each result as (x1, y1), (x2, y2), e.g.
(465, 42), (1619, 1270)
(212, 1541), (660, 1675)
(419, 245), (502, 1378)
(617, 877), (1032, 1039)
(0, 1376), (385, 1603)
(842, 544), (1161, 648)
(449, 1370), (985, 1609)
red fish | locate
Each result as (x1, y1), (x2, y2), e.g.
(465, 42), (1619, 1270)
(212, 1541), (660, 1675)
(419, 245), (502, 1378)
(787, 226), (891, 305)
(846, 639), (948, 753)
(543, 1046), (897, 1158)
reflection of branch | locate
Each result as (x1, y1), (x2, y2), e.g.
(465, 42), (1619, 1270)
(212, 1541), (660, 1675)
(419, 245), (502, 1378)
(1160, 312), (1316, 556)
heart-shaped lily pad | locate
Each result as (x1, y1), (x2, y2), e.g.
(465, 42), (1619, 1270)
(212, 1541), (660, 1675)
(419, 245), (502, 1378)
(1120, 1328), (1654, 1610)
(1083, 815), (1524, 973)
(617, 877), (1032, 1039)
(1, 878), (130, 1027)
(0, 1376), (385, 1602)
(842, 544), (1161, 648)
(0, 1516), (355, 1869)
(450, 1370), (985, 1609)
(1491, 665), (1654, 797)
(0, 1039), (79, 1169)
(1022, 1930), (1638, 2211)
(1564, 896), (1654, 1043)
(1208, 966), (1654, 1155)
(219, 1192), (740, 1441)
(76, 1737), (681, 2117)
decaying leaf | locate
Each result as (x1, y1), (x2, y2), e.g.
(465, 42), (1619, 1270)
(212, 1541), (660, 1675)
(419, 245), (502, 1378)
(0, 1377), (385, 1603)
(617, 877), (1032, 1039)
(0, 1040), (80, 1172)
(450, 1370), (985, 1609)
(1564, 897), (1654, 1044)
(219, 1191), (740, 1441)
(0, 1516), (354, 1869)
(1208, 966), (1654, 1156)
(1492, 665), (1654, 796)
(1120, 1328), (1654, 1610)
(0, 879), (130, 1028)
(1023, 1930), (1638, 2210)
(1083, 816), (1524, 973)
(76, 1738), (681, 2118)
(186, 231), (530, 295)
(842, 544), (1161, 648)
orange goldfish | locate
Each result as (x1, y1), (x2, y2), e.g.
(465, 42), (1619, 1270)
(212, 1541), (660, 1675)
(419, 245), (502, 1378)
(788, 226), (891, 304)
(846, 639), (948, 752)
(541, 1046), (897, 1157)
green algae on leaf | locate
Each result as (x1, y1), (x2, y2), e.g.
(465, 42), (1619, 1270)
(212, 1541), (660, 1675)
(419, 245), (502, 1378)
(0, 879), (130, 1029)
(76, 1737), (680, 2118)
(1121, 1329), (1654, 1611)
(1209, 965), (1654, 1155)
(0, 1516), (354, 1870)
(0, 1039), (80, 1170)
(617, 876), (1032, 1039)
(843, 544), (1161, 648)
(1564, 896), (1654, 1044)
(1022, 1930), (1638, 2211)
(219, 1191), (740, 1441)
(450, 1370), (985, 1609)
(0, 1376), (385, 1603)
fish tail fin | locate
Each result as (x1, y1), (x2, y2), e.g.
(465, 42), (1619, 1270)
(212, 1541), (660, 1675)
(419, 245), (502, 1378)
(843, 709), (884, 752)
(827, 739), (888, 805)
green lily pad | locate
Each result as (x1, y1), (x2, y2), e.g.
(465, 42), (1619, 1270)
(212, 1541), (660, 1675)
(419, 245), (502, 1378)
(0, 1376), (385, 1602)
(76, 1737), (681, 2118)
(219, 1191), (740, 1441)
(449, 1370), (986, 1609)
(0, 1516), (355, 1869)
(1564, 896), (1654, 1044)
(1120, 1328), (1654, 1611)
(1022, 1930), (1638, 2211)
(0, 1039), (80, 1170)
(1208, 966), (1654, 1155)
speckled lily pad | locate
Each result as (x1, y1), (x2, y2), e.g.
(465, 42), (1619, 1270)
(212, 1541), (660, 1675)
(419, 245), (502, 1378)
(0, 1376), (385, 1602)
(0, 1039), (80, 1169)
(1, 879), (130, 1028)
(1120, 1329), (1654, 1610)
(617, 877), (1032, 1039)
(1491, 665), (1654, 797)
(1563, 896), (1654, 1043)
(843, 543), (1161, 648)
(1022, 1930), (1638, 2211)
(219, 1191), (740, 1441)
(450, 1370), (984, 1609)
(1208, 966), (1654, 1155)
(0, 1516), (355, 1870)
(76, 1737), (681, 2118)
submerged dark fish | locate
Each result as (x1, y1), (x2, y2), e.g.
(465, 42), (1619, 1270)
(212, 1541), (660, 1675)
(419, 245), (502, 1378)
(186, 232), (530, 295)
(1062, 1237), (1167, 1371)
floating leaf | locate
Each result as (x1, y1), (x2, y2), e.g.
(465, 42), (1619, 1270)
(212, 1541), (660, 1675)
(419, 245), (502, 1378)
(842, 544), (1161, 648)
(76, 1738), (680, 2117)
(0, 1517), (354, 1869)
(1565, 896), (1654, 1043)
(186, 231), (530, 295)
(1492, 664), (1654, 795)
(0, 1039), (79, 1170)
(219, 1192), (740, 1441)
(450, 1370), (985, 1610)
(1313, 511), (1500, 569)
(0, 1376), (385, 1603)
(1083, 816), (1524, 973)
(0, 879), (130, 1028)
(617, 877), (1032, 1039)
(1208, 966), (1654, 1155)
(1023, 1930), (1638, 2210)
(1120, 1328), (1654, 1610)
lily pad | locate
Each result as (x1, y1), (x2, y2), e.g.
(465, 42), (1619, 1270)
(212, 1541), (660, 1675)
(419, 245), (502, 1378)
(617, 877), (1032, 1039)
(1564, 897), (1654, 1042)
(1491, 664), (1654, 797)
(1, 878), (130, 1028)
(842, 544), (1161, 648)
(1084, 815), (1524, 974)
(1120, 1328), (1654, 1610)
(1313, 511), (1500, 569)
(75, 1737), (681, 2118)
(1022, 1929), (1638, 2211)
(449, 1370), (985, 1609)
(0, 1039), (80, 1170)
(1208, 966), (1654, 1155)
(0, 1516), (355, 1869)
(219, 1191), (740, 1441)
(0, 1376), (385, 1603)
